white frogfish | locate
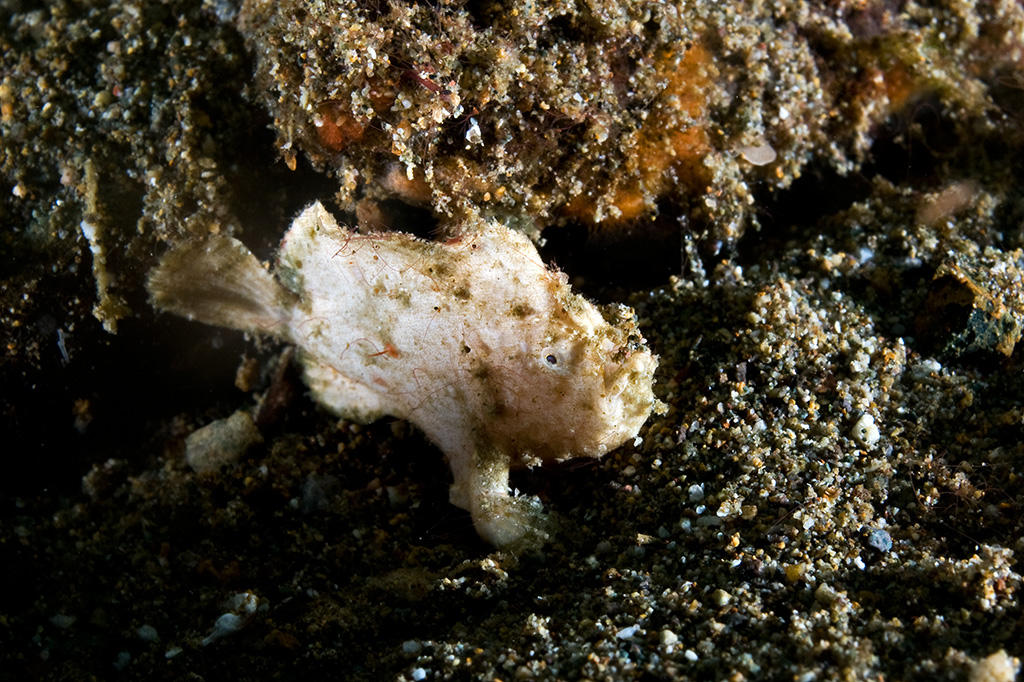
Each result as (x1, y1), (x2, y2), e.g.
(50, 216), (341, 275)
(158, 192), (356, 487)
(148, 202), (659, 548)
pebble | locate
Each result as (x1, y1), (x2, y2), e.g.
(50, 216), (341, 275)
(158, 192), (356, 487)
(185, 410), (262, 473)
(736, 142), (777, 166)
(969, 650), (1019, 682)
(851, 413), (880, 447)
(202, 592), (259, 646)
(113, 651), (131, 671)
(49, 613), (76, 629)
(867, 529), (893, 553)
(711, 589), (732, 606)
(202, 613), (245, 646)
(136, 624), (159, 642)
(615, 625), (641, 640)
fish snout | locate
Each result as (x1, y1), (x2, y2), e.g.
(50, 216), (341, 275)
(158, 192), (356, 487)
(602, 342), (656, 398)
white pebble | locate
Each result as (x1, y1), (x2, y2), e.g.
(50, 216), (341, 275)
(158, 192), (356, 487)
(736, 142), (777, 166)
(615, 625), (641, 640)
(464, 118), (482, 145)
(228, 591), (259, 615)
(202, 613), (244, 646)
(185, 411), (262, 473)
(969, 650), (1019, 682)
(201, 592), (259, 646)
(851, 413), (880, 447)
(711, 589), (732, 606)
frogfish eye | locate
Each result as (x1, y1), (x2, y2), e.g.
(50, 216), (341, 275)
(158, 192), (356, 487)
(545, 354), (558, 365)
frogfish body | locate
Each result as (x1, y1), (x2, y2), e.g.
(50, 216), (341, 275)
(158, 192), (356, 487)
(149, 202), (659, 547)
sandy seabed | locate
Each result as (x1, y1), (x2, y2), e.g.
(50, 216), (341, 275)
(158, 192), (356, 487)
(3, 0), (1024, 679)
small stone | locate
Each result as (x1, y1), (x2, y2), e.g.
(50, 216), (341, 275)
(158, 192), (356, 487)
(228, 592), (259, 615)
(696, 515), (722, 528)
(866, 529), (892, 553)
(969, 650), (1019, 682)
(113, 651), (131, 671)
(411, 667), (427, 681)
(736, 142), (777, 166)
(49, 613), (76, 629)
(464, 117), (482, 145)
(136, 624), (159, 642)
(814, 583), (839, 605)
(185, 410), (262, 473)
(711, 589), (732, 606)
(784, 563), (807, 583)
(660, 629), (679, 646)
(202, 592), (259, 646)
(264, 628), (301, 650)
(202, 613), (245, 646)
(402, 640), (422, 655)
(615, 624), (641, 640)
(851, 413), (880, 448)
(81, 458), (124, 499)
(301, 474), (340, 513)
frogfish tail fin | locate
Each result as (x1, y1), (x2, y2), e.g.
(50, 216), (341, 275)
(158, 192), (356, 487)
(147, 235), (291, 337)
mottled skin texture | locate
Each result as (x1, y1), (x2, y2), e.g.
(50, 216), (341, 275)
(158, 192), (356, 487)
(149, 203), (658, 547)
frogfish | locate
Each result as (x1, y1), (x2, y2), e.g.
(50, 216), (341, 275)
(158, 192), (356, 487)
(148, 202), (659, 548)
